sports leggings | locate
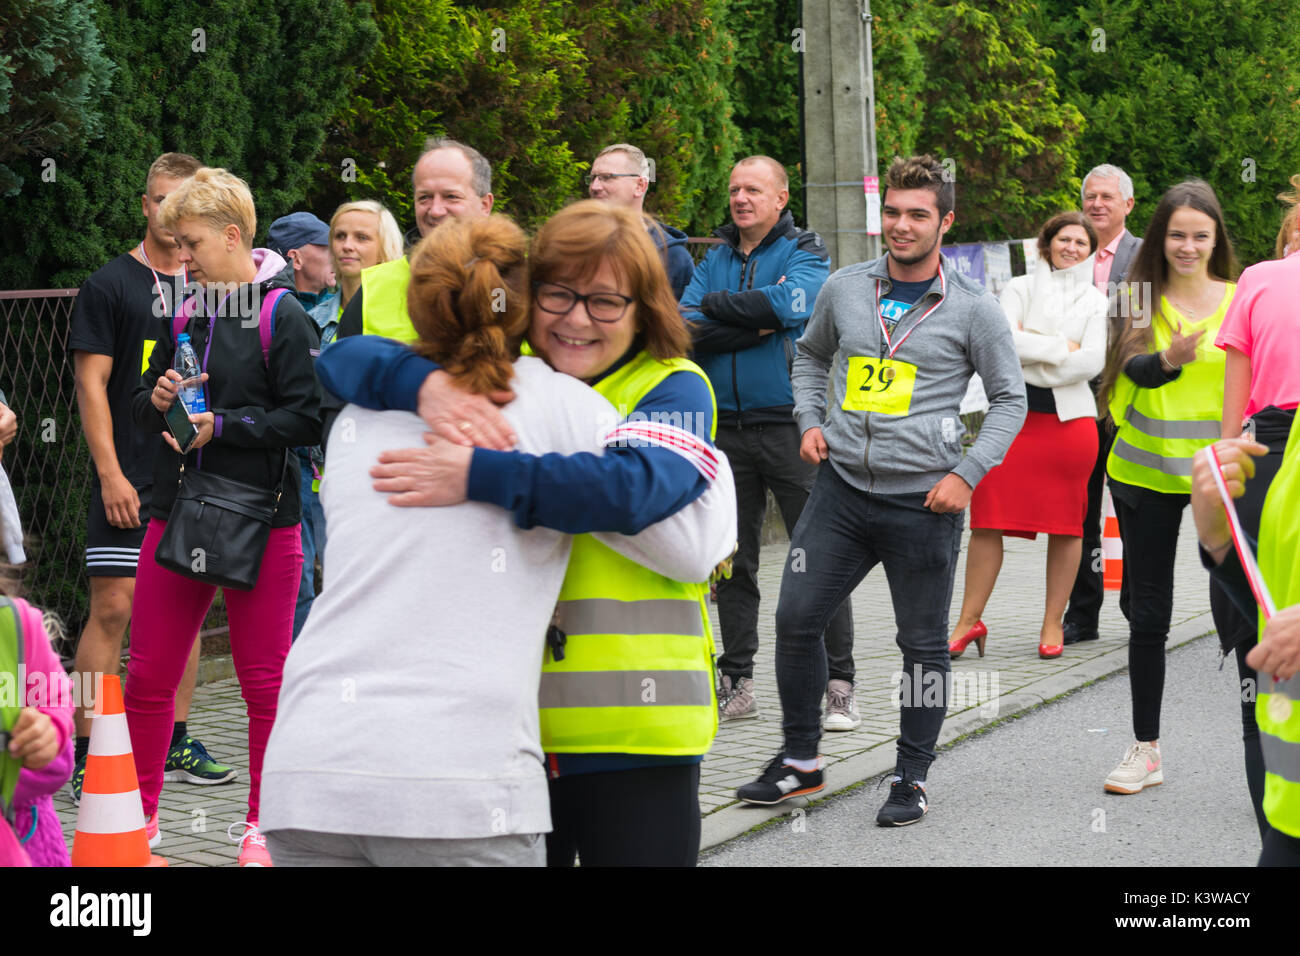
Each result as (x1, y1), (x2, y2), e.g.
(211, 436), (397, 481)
(125, 518), (300, 820)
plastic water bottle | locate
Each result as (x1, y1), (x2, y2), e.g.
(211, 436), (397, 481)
(174, 334), (207, 414)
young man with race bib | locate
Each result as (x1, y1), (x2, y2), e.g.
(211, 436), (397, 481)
(736, 154), (1027, 825)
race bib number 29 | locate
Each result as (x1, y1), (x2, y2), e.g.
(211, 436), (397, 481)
(842, 356), (916, 415)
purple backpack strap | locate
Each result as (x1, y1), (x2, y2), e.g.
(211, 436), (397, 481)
(259, 288), (289, 367)
(172, 287), (286, 364)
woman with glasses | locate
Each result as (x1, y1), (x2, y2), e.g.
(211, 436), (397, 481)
(261, 214), (730, 865)
(315, 200), (734, 866)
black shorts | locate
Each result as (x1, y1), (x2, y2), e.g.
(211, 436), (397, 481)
(85, 481), (152, 578)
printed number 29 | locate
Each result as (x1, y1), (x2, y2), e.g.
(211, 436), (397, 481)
(860, 365), (896, 392)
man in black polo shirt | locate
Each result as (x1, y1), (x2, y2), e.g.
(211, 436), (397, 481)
(67, 152), (236, 802)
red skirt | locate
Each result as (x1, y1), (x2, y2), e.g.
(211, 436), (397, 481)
(970, 411), (1098, 538)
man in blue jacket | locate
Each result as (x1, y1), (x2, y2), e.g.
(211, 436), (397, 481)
(682, 155), (855, 729)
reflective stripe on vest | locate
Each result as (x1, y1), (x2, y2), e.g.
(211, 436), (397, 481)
(1123, 405), (1220, 441)
(1106, 293), (1233, 494)
(1261, 731), (1300, 784)
(360, 257), (417, 342)
(1110, 437), (1196, 477)
(558, 597), (705, 638)
(1257, 410), (1300, 836)
(539, 352), (720, 756)
(539, 670), (713, 708)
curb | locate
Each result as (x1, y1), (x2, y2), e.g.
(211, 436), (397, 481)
(197, 653), (237, 685)
(700, 610), (1218, 852)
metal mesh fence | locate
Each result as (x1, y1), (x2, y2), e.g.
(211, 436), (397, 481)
(1, 289), (91, 651)
(0, 289), (227, 657)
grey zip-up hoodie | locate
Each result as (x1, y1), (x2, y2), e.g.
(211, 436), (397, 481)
(792, 253), (1026, 496)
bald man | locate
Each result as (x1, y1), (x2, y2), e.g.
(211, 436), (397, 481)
(681, 156), (854, 729)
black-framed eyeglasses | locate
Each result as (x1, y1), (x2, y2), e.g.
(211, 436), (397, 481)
(533, 281), (635, 323)
(584, 172), (642, 186)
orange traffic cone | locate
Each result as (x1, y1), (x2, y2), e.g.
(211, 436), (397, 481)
(1102, 487), (1124, 592)
(71, 675), (167, 867)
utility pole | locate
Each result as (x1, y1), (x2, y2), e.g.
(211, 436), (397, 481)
(801, 0), (881, 270)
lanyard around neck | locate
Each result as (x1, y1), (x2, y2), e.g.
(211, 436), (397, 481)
(875, 263), (945, 358)
(138, 242), (188, 314)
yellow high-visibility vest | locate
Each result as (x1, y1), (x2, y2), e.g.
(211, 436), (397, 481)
(360, 257), (417, 342)
(1107, 288), (1235, 493)
(540, 351), (720, 755)
(1257, 411), (1300, 836)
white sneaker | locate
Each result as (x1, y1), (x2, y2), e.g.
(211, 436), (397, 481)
(1104, 741), (1163, 794)
(823, 679), (861, 731)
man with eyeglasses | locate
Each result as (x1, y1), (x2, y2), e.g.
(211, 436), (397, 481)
(681, 155), (854, 730)
(587, 144), (694, 299)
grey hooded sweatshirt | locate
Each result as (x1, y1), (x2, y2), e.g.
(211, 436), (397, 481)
(792, 253), (1027, 496)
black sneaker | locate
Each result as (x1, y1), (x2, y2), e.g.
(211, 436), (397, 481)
(737, 753), (824, 805)
(876, 776), (927, 826)
(69, 754), (87, 806)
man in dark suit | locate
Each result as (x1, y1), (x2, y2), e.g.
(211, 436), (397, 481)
(1064, 164), (1142, 643)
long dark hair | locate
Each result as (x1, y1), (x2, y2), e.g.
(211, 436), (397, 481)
(1099, 179), (1239, 414)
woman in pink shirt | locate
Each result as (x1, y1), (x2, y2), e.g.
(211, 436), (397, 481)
(1219, 174), (1300, 438)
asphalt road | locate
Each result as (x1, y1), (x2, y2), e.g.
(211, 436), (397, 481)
(702, 633), (1262, 867)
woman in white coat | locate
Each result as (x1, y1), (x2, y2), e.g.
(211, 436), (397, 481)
(949, 211), (1109, 660)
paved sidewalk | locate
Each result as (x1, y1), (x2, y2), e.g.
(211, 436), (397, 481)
(52, 520), (1215, 865)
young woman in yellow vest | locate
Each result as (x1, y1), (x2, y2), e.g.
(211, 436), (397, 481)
(314, 202), (733, 866)
(1097, 180), (1239, 796)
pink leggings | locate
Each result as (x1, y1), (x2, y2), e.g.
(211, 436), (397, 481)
(125, 518), (301, 820)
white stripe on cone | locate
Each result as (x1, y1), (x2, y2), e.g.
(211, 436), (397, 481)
(1102, 486), (1123, 588)
(87, 713), (133, 757)
(76, 789), (148, 835)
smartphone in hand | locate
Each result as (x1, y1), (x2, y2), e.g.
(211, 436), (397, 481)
(165, 399), (199, 454)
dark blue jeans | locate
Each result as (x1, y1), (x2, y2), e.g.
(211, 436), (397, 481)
(774, 464), (962, 780)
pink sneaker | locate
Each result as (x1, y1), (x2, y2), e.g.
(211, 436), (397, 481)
(228, 819), (273, 867)
(145, 812), (161, 849)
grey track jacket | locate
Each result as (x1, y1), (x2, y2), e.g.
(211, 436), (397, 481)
(792, 253), (1027, 496)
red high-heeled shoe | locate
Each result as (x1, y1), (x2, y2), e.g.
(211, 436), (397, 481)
(1038, 641), (1063, 659)
(949, 621), (987, 659)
